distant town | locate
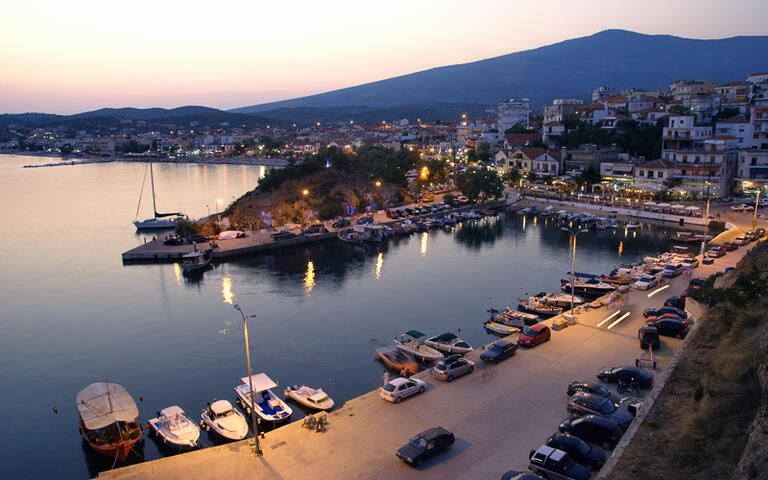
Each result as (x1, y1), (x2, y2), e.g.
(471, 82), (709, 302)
(3, 73), (768, 199)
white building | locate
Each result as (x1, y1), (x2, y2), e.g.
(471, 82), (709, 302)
(497, 98), (531, 131)
(736, 149), (768, 195)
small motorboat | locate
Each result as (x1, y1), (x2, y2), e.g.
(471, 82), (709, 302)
(539, 292), (585, 308)
(483, 321), (521, 336)
(488, 308), (540, 327)
(201, 400), (248, 441)
(393, 338), (443, 362)
(181, 249), (213, 274)
(625, 222), (642, 230)
(518, 296), (563, 317)
(234, 373), (293, 423)
(561, 277), (616, 298)
(284, 385), (334, 411)
(76, 380), (142, 461)
(376, 346), (419, 375)
(425, 332), (473, 355)
(395, 330), (427, 344)
(147, 405), (200, 450)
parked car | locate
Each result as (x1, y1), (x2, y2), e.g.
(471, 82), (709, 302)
(645, 312), (693, 326)
(302, 224), (328, 234)
(332, 219), (351, 228)
(566, 382), (622, 405)
(732, 236), (750, 246)
(566, 392), (633, 430)
(597, 366), (654, 389)
(528, 445), (590, 480)
(731, 203), (753, 212)
(745, 230), (758, 242)
(501, 471), (545, 480)
(270, 231), (297, 241)
(720, 242), (737, 251)
(706, 247), (725, 257)
(395, 426), (454, 467)
(646, 318), (688, 339)
(432, 354), (474, 382)
(480, 340), (518, 363)
(186, 234), (209, 243)
(633, 274), (658, 290)
(545, 433), (606, 470)
(518, 324), (551, 347)
(643, 306), (687, 319)
(664, 295), (686, 310)
(662, 263), (683, 278)
(163, 236), (183, 245)
(379, 377), (426, 403)
(356, 215), (374, 225)
(558, 415), (624, 450)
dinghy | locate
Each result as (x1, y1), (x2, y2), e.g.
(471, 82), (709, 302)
(483, 321), (521, 336)
(148, 405), (200, 450)
(283, 385), (334, 411)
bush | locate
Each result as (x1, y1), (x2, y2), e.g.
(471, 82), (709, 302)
(443, 193), (455, 205)
(174, 219), (200, 237)
(318, 199), (343, 220)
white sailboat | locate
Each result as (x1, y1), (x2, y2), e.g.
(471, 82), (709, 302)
(134, 160), (186, 230)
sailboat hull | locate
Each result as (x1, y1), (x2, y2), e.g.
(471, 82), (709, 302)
(134, 218), (178, 230)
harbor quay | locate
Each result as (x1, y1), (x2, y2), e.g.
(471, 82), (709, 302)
(103, 232), (762, 479)
(121, 199), (510, 262)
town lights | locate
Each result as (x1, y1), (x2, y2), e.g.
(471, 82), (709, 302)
(302, 189), (309, 196)
(375, 181), (381, 187)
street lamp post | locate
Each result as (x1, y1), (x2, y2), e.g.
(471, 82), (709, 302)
(233, 304), (262, 456)
(561, 227), (588, 321)
(753, 190), (761, 229)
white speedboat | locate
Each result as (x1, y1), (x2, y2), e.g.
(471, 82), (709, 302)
(283, 385), (334, 411)
(234, 373), (292, 423)
(200, 400), (248, 441)
(393, 338), (443, 362)
(625, 222), (642, 230)
(540, 292), (585, 308)
(425, 332), (473, 354)
(148, 405), (200, 450)
(561, 277), (616, 298)
(395, 330), (427, 344)
(518, 296), (563, 317)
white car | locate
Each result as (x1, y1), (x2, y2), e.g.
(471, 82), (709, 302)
(662, 264), (684, 278)
(633, 274), (659, 290)
(731, 204), (753, 212)
(732, 236), (749, 246)
(681, 258), (699, 269)
(379, 377), (426, 403)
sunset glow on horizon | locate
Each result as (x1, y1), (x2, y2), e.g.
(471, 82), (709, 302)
(1, 0), (767, 114)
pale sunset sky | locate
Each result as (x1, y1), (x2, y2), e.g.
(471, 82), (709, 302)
(1, 0), (766, 114)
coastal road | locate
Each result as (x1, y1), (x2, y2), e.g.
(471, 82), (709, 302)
(101, 237), (759, 480)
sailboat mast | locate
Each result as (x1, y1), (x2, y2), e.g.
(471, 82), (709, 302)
(149, 159), (158, 218)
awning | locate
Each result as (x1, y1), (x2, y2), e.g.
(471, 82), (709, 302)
(76, 382), (139, 430)
(685, 206), (700, 211)
(657, 203), (671, 207)
(643, 201), (657, 206)
(240, 373), (278, 392)
(670, 204), (685, 209)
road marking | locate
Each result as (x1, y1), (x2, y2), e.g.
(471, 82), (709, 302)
(597, 310), (622, 328)
(647, 284), (670, 297)
(607, 312), (631, 329)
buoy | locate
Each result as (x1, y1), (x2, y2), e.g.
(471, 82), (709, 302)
(457, 327), (461, 332)
(52, 406), (58, 413)
(145, 423), (151, 430)
(139, 396), (143, 402)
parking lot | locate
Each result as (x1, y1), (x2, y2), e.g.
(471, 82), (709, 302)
(102, 235), (755, 480)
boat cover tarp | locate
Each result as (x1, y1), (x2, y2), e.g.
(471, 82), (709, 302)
(240, 373), (278, 392)
(76, 382), (139, 430)
(159, 405), (185, 418)
(210, 399), (233, 415)
(218, 230), (244, 240)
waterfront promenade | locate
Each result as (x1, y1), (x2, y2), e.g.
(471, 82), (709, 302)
(103, 229), (763, 479)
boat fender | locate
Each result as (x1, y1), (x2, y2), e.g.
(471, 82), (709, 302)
(139, 396), (143, 402)
(52, 406), (58, 413)
(145, 423), (151, 430)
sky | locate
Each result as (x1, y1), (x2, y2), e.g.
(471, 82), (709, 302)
(1, 0), (767, 114)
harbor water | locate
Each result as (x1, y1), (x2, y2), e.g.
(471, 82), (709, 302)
(0, 154), (681, 478)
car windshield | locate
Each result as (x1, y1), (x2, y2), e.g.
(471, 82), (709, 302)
(490, 345), (503, 352)
(573, 439), (590, 456)
(409, 435), (427, 448)
(435, 363), (448, 371)
(382, 384), (395, 392)
(595, 385), (609, 396)
(522, 328), (536, 337)
(599, 399), (617, 414)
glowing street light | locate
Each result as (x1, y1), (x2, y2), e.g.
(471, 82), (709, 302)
(375, 180), (382, 187)
(302, 188), (309, 196)
(216, 198), (223, 215)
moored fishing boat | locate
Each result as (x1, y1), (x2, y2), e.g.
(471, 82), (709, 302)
(76, 380), (142, 461)
(283, 385), (334, 411)
(560, 276), (616, 298)
(393, 338), (443, 362)
(181, 249), (213, 274)
(234, 373), (293, 423)
(488, 307), (540, 327)
(375, 346), (419, 374)
(483, 321), (521, 336)
(539, 292), (585, 308)
(200, 399), (248, 441)
(147, 405), (200, 450)
(517, 296), (563, 317)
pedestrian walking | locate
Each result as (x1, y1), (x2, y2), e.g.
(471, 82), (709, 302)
(382, 370), (389, 385)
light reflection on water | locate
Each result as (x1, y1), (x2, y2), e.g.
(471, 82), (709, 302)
(305, 261), (316, 292)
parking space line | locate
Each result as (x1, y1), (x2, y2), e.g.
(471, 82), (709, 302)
(597, 310), (622, 328)
(607, 312), (631, 329)
(647, 284), (670, 297)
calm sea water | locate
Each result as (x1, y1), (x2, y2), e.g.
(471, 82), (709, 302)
(0, 154), (679, 478)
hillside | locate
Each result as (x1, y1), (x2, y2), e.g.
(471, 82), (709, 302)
(233, 30), (768, 112)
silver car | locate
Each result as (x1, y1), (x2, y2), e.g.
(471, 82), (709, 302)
(566, 392), (633, 430)
(432, 354), (474, 382)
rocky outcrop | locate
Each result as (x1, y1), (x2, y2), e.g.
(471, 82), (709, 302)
(732, 319), (768, 480)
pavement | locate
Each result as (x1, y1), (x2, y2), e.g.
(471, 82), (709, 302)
(102, 205), (765, 480)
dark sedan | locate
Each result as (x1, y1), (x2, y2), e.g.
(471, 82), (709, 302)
(664, 295), (686, 310)
(559, 415), (623, 450)
(356, 215), (374, 225)
(545, 433), (606, 470)
(395, 427), (454, 467)
(597, 366), (654, 389)
(566, 392), (633, 430)
(480, 340), (518, 363)
(566, 381), (622, 404)
(332, 219), (351, 228)
(646, 318), (688, 339)
(643, 306), (687, 319)
(501, 471), (544, 480)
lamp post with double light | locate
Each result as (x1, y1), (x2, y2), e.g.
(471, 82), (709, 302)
(561, 227), (589, 320)
(233, 304), (262, 456)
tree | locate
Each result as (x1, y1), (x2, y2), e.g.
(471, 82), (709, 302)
(151, 139), (159, 151)
(174, 219), (200, 237)
(575, 165), (600, 186)
(476, 141), (491, 162)
(504, 122), (529, 134)
(503, 168), (522, 185)
(527, 171), (538, 183)
(59, 144), (74, 154)
(443, 193), (455, 205)
(669, 105), (692, 116)
(456, 169), (504, 202)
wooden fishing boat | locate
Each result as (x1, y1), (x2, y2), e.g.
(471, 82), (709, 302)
(76, 380), (142, 461)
